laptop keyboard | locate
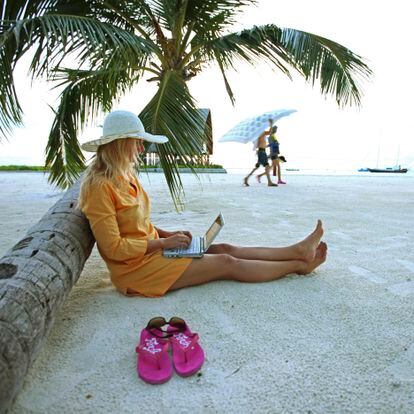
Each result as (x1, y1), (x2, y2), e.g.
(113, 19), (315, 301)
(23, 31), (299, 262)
(176, 237), (201, 255)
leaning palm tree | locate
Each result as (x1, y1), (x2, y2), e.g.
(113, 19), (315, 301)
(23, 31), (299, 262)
(0, 0), (371, 204)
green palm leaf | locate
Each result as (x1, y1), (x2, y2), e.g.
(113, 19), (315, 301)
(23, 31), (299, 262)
(0, 47), (23, 137)
(204, 25), (371, 106)
(140, 69), (207, 209)
(183, 0), (256, 35)
(0, 8), (155, 139)
(45, 64), (139, 188)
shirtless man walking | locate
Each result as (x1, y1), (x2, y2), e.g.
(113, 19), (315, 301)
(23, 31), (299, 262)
(243, 120), (277, 187)
(257, 125), (287, 184)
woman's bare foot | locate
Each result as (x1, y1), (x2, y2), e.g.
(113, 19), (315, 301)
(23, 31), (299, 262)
(295, 220), (324, 263)
(297, 241), (327, 275)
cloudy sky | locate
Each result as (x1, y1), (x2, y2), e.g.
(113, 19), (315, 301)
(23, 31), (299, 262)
(1, 0), (413, 172)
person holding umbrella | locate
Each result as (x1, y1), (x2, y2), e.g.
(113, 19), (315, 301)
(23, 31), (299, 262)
(257, 124), (287, 184)
(243, 119), (278, 187)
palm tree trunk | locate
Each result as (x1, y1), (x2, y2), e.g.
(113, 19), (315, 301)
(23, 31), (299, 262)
(0, 181), (94, 411)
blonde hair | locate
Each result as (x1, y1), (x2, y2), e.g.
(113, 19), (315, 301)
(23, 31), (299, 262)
(78, 138), (140, 209)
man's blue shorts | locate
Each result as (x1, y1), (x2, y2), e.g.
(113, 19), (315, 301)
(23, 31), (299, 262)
(255, 149), (269, 168)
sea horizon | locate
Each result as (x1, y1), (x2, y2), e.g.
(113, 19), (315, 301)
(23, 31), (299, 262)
(1, 167), (413, 177)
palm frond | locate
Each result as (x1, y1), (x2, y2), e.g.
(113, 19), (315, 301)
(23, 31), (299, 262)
(1, 0), (53, 21)
(184, 0), (256, 36)
(139, 69), (207, 209)
(0, 8), (156, 137)
(213, 50), (236, 105)
(46, 64), (138, 188)
(278, 27), (372, 106)
(25, 15), (154, 78)
(200, 25), (371, 106)
(188, 24), (292, 104)
(148, 0), (188, 42)
(0, 47), (23, 139)
(45, 103), (86, 189)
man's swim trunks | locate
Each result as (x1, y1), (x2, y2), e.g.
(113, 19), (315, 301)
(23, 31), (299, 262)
(255, 148), (269, 168)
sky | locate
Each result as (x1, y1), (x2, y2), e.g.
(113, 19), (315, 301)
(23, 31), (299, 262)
(1, 0), (413, 172)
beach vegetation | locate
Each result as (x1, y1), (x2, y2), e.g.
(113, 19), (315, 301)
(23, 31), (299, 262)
(0, 165), (47, 171)
(0, 163), (224, 171)
(0, 0), (371, 206)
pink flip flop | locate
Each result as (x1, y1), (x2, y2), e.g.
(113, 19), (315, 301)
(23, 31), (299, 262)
(168, 324), (205, 377)
(136, 328), (172, 384)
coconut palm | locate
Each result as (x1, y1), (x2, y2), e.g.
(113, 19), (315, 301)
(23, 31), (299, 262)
(0, 0), (371, 204)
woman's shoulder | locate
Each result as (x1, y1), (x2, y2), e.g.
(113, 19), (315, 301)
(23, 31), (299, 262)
(83, 178), (117, 202)
(87, 177), (113, 191)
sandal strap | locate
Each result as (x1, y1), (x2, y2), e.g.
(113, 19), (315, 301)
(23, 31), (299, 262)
(136, 339), (169, 359)
(171, 332), (199, 353)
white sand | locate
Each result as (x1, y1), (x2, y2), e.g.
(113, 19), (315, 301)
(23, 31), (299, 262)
(2, 171), (414, 413)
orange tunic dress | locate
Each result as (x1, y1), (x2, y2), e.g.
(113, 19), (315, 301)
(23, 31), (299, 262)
(81, 175), (192, 297)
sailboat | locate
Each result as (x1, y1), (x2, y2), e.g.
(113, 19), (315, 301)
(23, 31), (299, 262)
(367, 166), (408, 173)
(366, 143), (408, 173)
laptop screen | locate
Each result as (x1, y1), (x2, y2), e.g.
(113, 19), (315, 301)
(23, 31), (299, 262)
(204, 213), (224, 249)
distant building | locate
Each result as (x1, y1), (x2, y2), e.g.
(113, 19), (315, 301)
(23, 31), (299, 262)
(145, 108), (212, 166)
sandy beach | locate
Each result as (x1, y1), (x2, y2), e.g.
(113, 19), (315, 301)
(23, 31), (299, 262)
(1, 171), (414, 413)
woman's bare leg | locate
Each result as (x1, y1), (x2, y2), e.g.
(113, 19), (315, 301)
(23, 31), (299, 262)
(169, 242), (327, 291)
(275, 159), (282, 181)
(207, 220), (323, 263)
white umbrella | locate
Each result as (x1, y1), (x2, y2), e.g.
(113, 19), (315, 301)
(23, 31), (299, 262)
(219, 109), (297, 144)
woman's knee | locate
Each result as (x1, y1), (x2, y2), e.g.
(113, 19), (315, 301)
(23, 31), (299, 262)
(209, 243), (235, 255)
(215, 253), (239, 273)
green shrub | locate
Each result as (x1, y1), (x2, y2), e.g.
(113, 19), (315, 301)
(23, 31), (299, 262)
(0, 165), (47, 171)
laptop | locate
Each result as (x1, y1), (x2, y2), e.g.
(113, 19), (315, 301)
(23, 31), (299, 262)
(163, 213), (225, 258)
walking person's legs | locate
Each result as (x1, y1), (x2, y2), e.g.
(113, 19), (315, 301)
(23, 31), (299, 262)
(275, 159), (286, 184)
(252, 149), (276, 186)
(243, 166), (259, 186)
(257, 158), (277, 183)
(265, 165), (277, 186)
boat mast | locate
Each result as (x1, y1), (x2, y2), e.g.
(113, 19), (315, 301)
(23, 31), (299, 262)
(396, 145), (401, 169)
(376, 143), (380, 168)
(376, 128), (382, 168)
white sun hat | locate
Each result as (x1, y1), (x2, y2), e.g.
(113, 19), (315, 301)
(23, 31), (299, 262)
(81, 110), (168, 152)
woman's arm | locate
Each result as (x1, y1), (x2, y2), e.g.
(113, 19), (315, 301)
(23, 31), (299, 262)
(154, 227), (171, 238)
(147, 231), (191, 253)
(82, 183), (149, 261)
(155, 227), (192, 241)
(82, 184), (192, 258)
(146, 238), (165, 254)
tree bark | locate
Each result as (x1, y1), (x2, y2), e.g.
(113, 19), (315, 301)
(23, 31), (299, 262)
(0, 181), (95, 411)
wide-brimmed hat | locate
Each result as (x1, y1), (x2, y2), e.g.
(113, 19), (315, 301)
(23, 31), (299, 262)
(81, 110), (168, 152)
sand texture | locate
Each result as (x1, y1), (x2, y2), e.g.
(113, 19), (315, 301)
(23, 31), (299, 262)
(1, 172), (414, 413)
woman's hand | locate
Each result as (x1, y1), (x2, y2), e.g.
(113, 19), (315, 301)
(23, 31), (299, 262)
(156, 228), (192, 240)
(171, 230), (192, 241)
(162, 231), (192, 249)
